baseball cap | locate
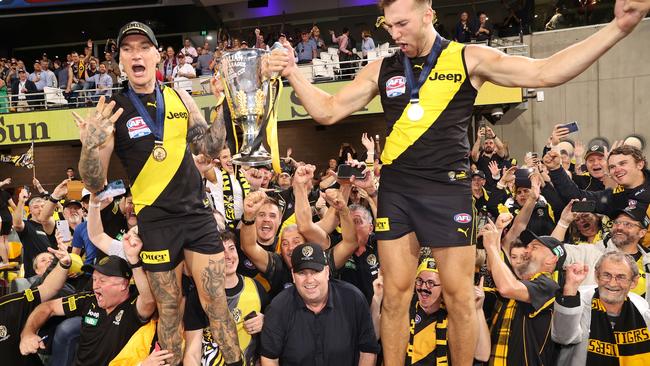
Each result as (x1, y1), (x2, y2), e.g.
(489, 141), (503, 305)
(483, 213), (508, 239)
(616, 205), (650, 229)
(584, 144), (606, 160)
(81, 188), (91, 202)
(82, 255), (132, 279)
(62, 200), (82, 209)
(17, 68), (26, 73)
(417, 258), (438, 275)
(291, 243), (327, 272)
(471, 170), (486, 179)
(117, 21), (158, 48)
(522, 230), (566, 259)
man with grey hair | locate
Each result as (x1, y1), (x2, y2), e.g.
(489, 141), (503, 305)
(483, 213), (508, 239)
(553, 252), (650, 366)
(336, 204), (380, 303)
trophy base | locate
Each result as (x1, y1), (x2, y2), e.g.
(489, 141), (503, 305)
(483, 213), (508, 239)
(232, 152), (272, 167)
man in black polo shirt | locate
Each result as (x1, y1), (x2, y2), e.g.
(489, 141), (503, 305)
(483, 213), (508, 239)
(260, 243), (379, 366)
(19, 237), (156, 365)
(12, 192), (55, 278)
(572, 144), (608, 191)
(0, 243), (71, 366)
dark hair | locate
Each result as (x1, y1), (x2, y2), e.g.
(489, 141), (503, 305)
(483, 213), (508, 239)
(342, 27), (350, 34)
(220, 230), (238, 245)
(66, 167), (75, 171)
(608, 145), (647, 168)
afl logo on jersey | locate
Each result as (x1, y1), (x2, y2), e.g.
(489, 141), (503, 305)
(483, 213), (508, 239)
(386, 76), (406, 98)
(454, 213), (472, 224)
(126, 117), (152, 139)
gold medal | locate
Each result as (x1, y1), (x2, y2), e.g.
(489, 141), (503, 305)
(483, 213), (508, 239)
(152, 141), (167, 162)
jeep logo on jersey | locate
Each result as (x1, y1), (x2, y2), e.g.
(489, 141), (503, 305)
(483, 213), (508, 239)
(385, 76), (406, 97)
(429, 72), (463, 83)
(454, 213), (472, 224)
(126, 117), (151, 139)
(166, 111), (189, 119)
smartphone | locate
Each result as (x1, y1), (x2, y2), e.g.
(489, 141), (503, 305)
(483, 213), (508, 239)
(337, 164), (365, 179)
(243, 311), (257, 321)
(56, 220), (72, 242)
(23, 185), (30, 194)
(571, 200), (596, 213)
(96, 179), (126, 201)
(560, 121), (579, 134)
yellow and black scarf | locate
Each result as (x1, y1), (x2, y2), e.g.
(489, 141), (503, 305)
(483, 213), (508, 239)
(222, 167), (250, 229)
(407, 301), (449, 365)
(587, 290), (650, 365)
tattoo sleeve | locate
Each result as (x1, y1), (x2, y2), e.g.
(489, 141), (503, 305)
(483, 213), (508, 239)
(188, 102), (226, 159)
(201, 257), (242, 363)
(147, 271), (184, 366)
(79, 145), (105, 193)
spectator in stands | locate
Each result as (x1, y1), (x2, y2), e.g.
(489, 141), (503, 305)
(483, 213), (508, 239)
(545, 7), (566, 31)
(572, 143), (614, 191)
(162, 46), (176, 82)
(29, 61), (51, 92)
(0, 58), (8, 81)
(309, 26), (327, 55)
(0, 242), (71, 366)
(11, 68), (38, 111)
(483, 223), (560, 365)
(196, 47), (213, 76)
(0, 78), (9, 114)
(295, 31), (317, 64)
(260, 242), (379, 365)
(181, 38), (199, 62)
(471, 125), (509, 186)
(184, 231), (269, 366)
(475, 11), (493, 42)
(66, 167), (78, 181)
(360, 30), (376, 58)
(89, 63), (114, 100)
(454, 11), (474, 43)
(5, 60), (18, 86)
(276, 170), (292, 191)
(53, 59), (68, 93)
(330, 28), (354, 60)
(545, 145), (650, 228)
(172, 53), (196, 93)
(20, 241), (156, 366)
(553, 252), (650, 365)
(371, 258), (491, 363)
(66, 51), (86, 104)
(101, 51), (120, 86)
(82, 58), (99, 101)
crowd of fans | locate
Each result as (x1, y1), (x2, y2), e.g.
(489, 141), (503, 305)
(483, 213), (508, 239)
(1, 110), (649, 365)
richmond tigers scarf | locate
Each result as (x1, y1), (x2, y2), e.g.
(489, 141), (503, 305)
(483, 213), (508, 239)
(221, 168), (250, 229)
(587, 290), (650, 366)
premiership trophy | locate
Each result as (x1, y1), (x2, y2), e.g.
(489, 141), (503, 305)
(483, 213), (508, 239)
(220, 48), (278, 166)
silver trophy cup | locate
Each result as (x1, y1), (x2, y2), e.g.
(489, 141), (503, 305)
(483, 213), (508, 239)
(220, 48), (274, 166)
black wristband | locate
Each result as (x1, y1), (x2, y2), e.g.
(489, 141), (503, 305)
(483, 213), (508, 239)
(59, 260), (71, 270)
(129, 260), (143, 269)
(225, 360), (243, 366)
(241, 217), (255, 226)
(49, 195), (62, 204)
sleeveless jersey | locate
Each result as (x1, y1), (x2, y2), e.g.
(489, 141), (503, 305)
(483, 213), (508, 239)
(112, 85), (211, 224)
(378, 40), (477, 194)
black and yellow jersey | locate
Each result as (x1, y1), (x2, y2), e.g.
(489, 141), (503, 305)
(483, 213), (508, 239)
(112, 85), (211, 224)
(406, 297), (449, 366)
(378, 40), (477, 194)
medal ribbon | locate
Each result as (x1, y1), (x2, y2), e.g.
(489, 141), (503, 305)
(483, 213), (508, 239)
(403, 35), (443, 108)
(127, 84), (165, 140)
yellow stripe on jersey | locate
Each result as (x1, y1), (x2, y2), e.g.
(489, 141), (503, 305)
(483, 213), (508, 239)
(131, 87), (189, 214)
(381, 42), (467, 165)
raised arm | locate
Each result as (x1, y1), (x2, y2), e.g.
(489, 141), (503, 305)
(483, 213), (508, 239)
(483, 222), (530, 302)
(473, 277), (491, 362)
(122, 228), (156, 319)
(241, 191), (271, 272)
(86, 194), (124, 257)
(12, 189), (28, 232)
(39, 179), (68, 234)
(470, 4), (649, 88)
(470, 127), (484, 162)
(293, 165), (330, 248)
(268, 42), (379, 125)
(328, 186), (359, 270)
(177, 81), (226, 159)
(37, 243), (72, 301)
(74, 96), (122, 192)
(20, 298), (65, 356)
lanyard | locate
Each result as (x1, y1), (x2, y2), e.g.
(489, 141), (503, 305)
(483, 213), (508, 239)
(403, 35), (443, 110)
(127, 84), (165, 140)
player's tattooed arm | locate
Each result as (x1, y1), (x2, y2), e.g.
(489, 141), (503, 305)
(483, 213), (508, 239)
(177, 88), (226, 158)
(73, 96), (121, 192)
(201, 257), (242, 363)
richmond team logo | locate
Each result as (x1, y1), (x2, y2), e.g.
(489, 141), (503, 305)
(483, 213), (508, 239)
(126, 117), (152, 139)
(302, 246), (314, 259)
(386, 76), (406, 98)
(0, 325), (8, 342)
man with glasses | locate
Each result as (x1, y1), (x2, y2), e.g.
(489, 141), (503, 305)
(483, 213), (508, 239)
(562, 204), (650, 298)
(553, 252), (650, 366)
(370, 258), (490, 364)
